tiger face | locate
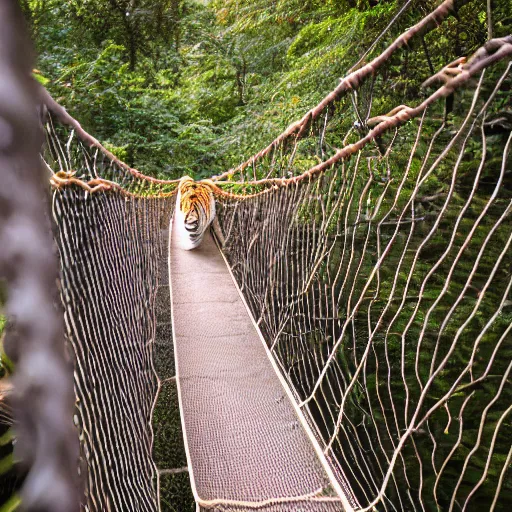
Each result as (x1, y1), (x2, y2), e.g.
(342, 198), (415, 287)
(174, 176), (216, 250)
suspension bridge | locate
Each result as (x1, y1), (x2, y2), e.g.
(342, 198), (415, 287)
(1, 0), (511, 510)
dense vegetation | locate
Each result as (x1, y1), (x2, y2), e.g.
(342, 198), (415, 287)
(20, 0), (511, 179)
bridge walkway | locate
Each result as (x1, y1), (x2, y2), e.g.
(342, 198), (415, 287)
(169, 226), (349, 511)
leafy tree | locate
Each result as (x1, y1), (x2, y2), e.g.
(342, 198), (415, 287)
(22, 0), (511, 179)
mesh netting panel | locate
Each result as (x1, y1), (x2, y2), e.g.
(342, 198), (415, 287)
(53, 188), (174, 510)
(214, 62), (512, 511)
(41, 88), (196, 508)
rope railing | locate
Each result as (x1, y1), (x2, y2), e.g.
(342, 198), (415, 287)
(212, 0), (471, 182)
(42, 101), (180, 200)
(46, 35), (512, 203)
(43, 87), (180, 510)
(209, 36), (512, 199)
(39, 54), (184, 512)
(41, 88), (181, 187)
(42, 0), (474, 199)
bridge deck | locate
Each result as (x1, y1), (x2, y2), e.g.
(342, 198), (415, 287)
(169, 226), (347, 511)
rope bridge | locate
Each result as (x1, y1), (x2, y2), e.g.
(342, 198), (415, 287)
(1, 0), (511, 510)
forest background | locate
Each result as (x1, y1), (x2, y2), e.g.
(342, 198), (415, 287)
(19, 0), (512, 179)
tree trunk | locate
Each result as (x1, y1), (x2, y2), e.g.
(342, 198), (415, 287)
(236, 57), (247, 106)
(108, 0), (139, 70)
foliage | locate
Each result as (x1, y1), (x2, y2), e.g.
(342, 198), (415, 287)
(24, 0), (511, 179)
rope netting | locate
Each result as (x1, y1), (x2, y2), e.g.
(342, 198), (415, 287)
(43, 121), (189, 510)
(53, 189), (171, 510)
(211, 33), (512, 512)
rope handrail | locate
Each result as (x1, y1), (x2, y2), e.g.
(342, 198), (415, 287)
(48, 35), (512, 200)
(209, 36), (512, 198)
(44, 0), (469, 194)
(211, 0), (471, 182)
(41, 88), (181, 186)
(49, 171), (177, 198)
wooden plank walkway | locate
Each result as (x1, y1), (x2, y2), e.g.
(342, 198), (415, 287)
(170, 225), (351, 511)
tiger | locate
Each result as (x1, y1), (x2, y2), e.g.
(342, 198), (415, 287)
(174, 176), (216, 250)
